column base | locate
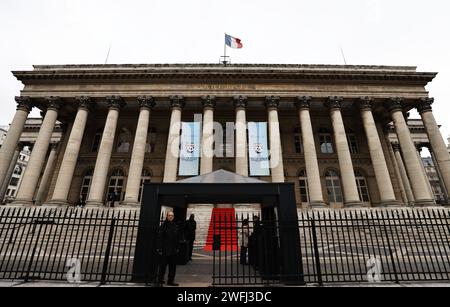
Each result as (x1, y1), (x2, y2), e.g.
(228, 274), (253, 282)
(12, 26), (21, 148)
(413, 199), (437, 207)
(11, 199), (34, 206)
(85, 200), (104, 207)
(122, 201), (141, 208)
(46, 200), (71, 207)
(344, 201), (367, 208)
(378, 200), (402, 207)
(309, 201), (328, 209)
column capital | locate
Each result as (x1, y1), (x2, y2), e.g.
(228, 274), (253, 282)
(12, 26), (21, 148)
(391, 142), (401, 152)
(106, 96), (126, 111)
(15, 96), (33, 113)
(137, 96), (155, 110)
(385, 97), (404, 113)
(45, 96), (62, 112)
(417, 97), (434, 114)
(356, 96), (374, 111)
(233, 96), (248, 109)
(201, 95), (216, 110)
(75, 96), (93, 111)
(265, 96), (280, 110)
(325, 96), (343, 110)
(169, 95), (185, 110)
(295, 96), (312, 110)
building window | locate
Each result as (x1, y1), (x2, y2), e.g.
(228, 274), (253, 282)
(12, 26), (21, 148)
(138, 169), (152, 202)
(107, 169), (126, 202)
(14, 166), (22, 175)
(11, 190), (15, 197)
(80, 169), (94, 202)
(298, 170), (309, 203)
(6, 189), (11, 196)
(91, 129), (103, 152)
(320, 131), (334, 154)
(294, 128), (303, 154)
(145, 128), (157, 153)
(116, 128), (132, 153)
(347, 134), (359, 154)
(355, 170), (370, 203)
(9, 177), (19, 187)
(325, 170), (343, 203)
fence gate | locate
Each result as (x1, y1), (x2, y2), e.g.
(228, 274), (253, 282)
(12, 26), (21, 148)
(211, 212), (295, 286)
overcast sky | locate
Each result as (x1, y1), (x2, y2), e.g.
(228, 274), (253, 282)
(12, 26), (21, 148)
(1, 0), (449, 147)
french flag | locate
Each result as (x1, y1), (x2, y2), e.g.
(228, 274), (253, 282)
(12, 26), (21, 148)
(225, 34), (243, 49)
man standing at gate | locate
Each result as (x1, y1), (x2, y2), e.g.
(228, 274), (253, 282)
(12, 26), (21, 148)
(157, 211), (180, 287)
(185, 214), (197, 261)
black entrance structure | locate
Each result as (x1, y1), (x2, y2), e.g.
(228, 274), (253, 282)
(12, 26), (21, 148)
(132, 170), (304, 285)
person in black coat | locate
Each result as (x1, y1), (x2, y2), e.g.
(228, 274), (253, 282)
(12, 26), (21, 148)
(184, 214), (197, 261)
(157, 211), (181, 286)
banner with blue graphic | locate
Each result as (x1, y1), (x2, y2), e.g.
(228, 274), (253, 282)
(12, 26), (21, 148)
(179, 122), (201, 176)
(248, 122), (270, 176)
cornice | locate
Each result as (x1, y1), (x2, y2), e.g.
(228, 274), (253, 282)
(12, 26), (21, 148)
(12, 64), (437, 84)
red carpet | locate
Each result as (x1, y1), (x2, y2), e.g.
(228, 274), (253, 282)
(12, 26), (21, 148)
(204, 208), (239, 251)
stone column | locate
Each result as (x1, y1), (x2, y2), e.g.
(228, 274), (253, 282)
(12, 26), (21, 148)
(50, 97), (92, 205)
(234, 96), (249, 177)
(326, 97), (362, 207)
(14, 97), (61, 205)
(86, 96), (125, 206)
(200, 96), (216, 175)
(265, 96), (285, 183)
(357, 97), (398, 206)
(392, 143), (415, 206)
(428, 145), (449, 203)
(163, 96), (185, 183)
(416, 145), (435, 201)
(0, 143), (23, 203)
(386, 98), (435, 206)
(295, 96), (325, 207)
(123, 96), (155, 206)
(35, 142), (59, 205)
(0, 97), (32, 188)
(417, 98), (450, 195)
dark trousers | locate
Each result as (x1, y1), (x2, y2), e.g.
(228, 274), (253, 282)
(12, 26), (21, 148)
(188, 240), (194, 260)
(240, 246), (248, 265)
(158, 255), (177, 283)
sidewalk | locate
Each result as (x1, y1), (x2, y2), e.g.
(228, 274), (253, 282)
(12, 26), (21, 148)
(1, 281), (449, 287)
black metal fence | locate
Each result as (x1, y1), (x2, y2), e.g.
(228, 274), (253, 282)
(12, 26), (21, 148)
(212, 209), (450, 286)
(1, 207), (449, 286)
(0, 207), (139, 283)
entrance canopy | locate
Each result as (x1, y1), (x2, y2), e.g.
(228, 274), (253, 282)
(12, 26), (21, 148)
(154, 170), (283, 207)
(177, 169), (267, 184)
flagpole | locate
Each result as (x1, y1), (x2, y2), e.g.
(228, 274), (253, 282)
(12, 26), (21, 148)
(223, 33), (227, 65)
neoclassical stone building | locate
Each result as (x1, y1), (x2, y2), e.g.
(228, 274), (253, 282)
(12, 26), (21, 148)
(0, 64), (449, 209)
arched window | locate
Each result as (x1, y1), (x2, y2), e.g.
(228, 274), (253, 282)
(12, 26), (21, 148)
(107, 169), (126, 202)
(325, 169), (343, 203)
(116, 128), (132, 153)
(355, 170), (370, 203)
(145, 128), (157, 153)
(80, 169), (94, 202)
(298, 170), (309, 203)
(91, 129), (103, 152)
(138, 169), (152, 202)
(14, 166), (22, 175)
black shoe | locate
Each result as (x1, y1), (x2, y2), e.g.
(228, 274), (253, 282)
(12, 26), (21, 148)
(167, 281), (179, 287)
